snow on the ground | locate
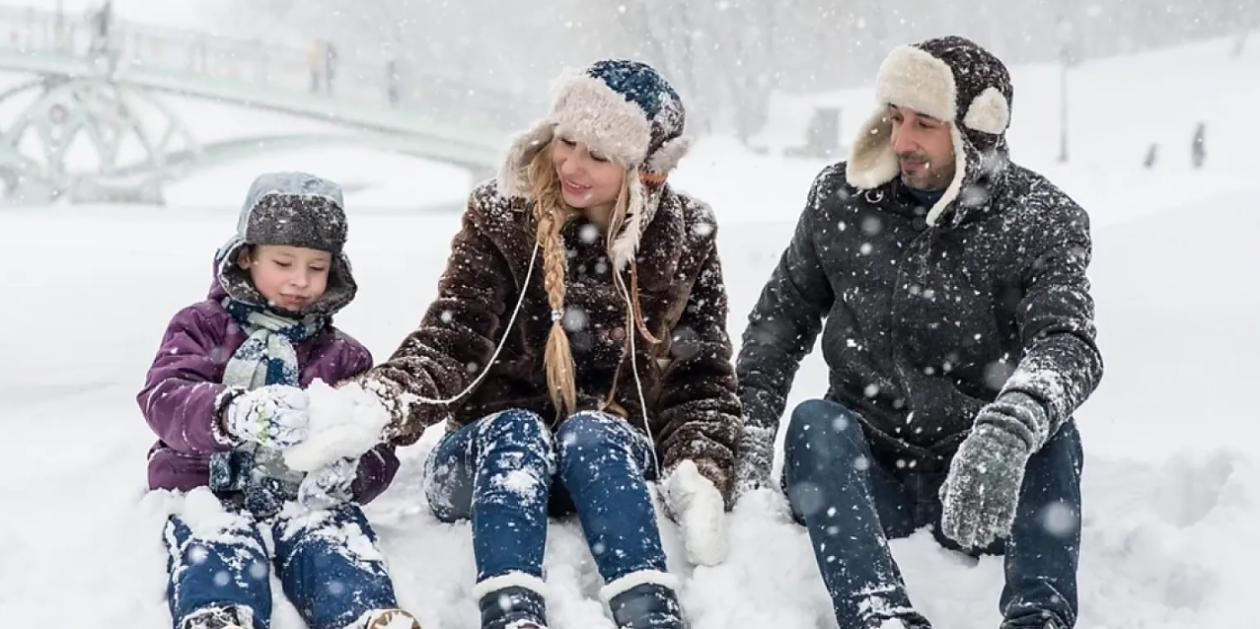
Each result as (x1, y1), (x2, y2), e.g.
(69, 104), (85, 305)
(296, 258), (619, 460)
(1, 171), (1255, 628)
(2, 35), (1258, 629)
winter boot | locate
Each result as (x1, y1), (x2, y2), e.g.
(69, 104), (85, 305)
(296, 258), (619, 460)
(600, 571), (687, 629)
(865, 615), (934, 629)
(999, 619), (1066, 629)
(180, 605), (255, 629)
(866, 618), (931, 629)
(356, 608), (423, 629)
(473, 573), (550, 629)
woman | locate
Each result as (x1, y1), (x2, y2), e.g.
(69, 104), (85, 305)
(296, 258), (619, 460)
(357, 60), (742, 629)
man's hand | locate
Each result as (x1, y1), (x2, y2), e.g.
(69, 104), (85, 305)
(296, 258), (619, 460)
(940, 392), (1050, 549)
(732, 425), (776, 500)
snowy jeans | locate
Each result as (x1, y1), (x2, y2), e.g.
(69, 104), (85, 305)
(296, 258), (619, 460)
(423, 408), (667, 589)
(784, 399), (1083, 629)
(164, 501), (399, 629)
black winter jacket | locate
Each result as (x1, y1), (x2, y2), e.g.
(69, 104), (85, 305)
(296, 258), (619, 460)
(736, 160), (1103, 470)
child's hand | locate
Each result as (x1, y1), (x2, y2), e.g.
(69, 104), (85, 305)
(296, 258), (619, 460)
(297, 457), (358, 509)
(223, 384), (311, 449)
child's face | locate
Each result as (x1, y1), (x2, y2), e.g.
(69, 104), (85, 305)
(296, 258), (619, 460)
(238, 245), (332, 312)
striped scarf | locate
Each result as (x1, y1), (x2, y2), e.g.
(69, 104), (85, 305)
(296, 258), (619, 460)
(209, 299), (327, 517)
(221, 298), (326, 389)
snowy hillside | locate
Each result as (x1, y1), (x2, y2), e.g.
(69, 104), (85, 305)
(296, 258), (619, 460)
(2, 34), (1257, 629)
(754, 33), (1260, 173)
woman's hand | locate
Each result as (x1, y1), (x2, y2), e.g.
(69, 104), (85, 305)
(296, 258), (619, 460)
(661, 458), (730, 567)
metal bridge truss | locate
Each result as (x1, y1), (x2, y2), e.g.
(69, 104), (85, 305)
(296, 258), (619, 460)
(0, 75), (491, 205)
(0, 5), (517, 204)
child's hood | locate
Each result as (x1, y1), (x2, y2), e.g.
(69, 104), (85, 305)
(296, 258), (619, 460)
(211, 172), (358, 317)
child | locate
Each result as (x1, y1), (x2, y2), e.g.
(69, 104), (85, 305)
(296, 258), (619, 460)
(137, 172), (421, 629)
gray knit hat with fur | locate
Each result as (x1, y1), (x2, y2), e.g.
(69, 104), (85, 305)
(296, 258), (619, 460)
(214, 172), (358, 315)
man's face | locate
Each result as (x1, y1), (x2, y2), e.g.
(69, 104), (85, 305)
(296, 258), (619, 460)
(889, 105), (956, 191)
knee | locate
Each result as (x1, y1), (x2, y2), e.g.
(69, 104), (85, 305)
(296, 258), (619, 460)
(556, 411), (625, 451)
(1049, 421), (1084, 466)
(555, 411), (638, 470)
(479, 408), (553, 455)
(1029, 420), (1084, 485)
(784, 399), (864, 460)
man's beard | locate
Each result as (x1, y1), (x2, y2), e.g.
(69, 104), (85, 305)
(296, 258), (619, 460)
(898, 153), (954, 191)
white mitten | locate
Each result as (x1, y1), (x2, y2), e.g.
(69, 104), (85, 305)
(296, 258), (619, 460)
(223, 384), (311, 449)
(662, 459), (730, 566)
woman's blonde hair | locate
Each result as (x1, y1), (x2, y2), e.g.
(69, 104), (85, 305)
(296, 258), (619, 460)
(525, 139), (636, 417)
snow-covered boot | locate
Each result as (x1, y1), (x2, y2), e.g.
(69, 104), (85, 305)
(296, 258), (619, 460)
(999, 619), (1066, 629)
(474, 573), (550, 629)
(601, 572), (688, 629)
(357, 608), (423, 629)
(180, 605), (255, 629)
(866, 616), (932, 629)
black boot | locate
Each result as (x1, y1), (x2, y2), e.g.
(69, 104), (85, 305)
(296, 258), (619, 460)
(607, 583), (687, 629)
(478, 586), (548, 629)
(864, 616), (932, 629)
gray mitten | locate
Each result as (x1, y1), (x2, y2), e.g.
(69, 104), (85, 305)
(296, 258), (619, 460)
(733, 425), (777, 499)
(939, 392), (1050, 549)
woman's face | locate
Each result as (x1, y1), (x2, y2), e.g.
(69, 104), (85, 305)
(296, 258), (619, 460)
(552, 137), (625, 215)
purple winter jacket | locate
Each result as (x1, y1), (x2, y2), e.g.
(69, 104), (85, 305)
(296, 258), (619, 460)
(137, 283), (400, 504)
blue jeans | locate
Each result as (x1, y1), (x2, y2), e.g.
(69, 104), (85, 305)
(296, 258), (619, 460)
(783, 399), (1083, 629)
(425, 408), (666, 581)
(164, 502), (399, 629)
(424, 409), (671, 608)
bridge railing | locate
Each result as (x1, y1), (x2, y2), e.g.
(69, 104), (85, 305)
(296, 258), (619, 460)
(0, 5), (539, 131)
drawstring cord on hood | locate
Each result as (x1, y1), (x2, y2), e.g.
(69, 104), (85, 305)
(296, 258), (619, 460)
(404, 241), (540, 406)
(612, 257), (662, 478)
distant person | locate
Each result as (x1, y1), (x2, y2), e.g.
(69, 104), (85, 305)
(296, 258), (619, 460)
(340, 60), (740, 629)
(324, 41), (338, 94)
(137, 172), (422, 629)
(386, 55), (399, 105)
(734, 36), (1104, 629)
(1192, 121), (1206, 169)
(88, 0), (112, 57)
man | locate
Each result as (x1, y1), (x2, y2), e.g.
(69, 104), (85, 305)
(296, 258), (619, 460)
(734, 36), (1103, 629)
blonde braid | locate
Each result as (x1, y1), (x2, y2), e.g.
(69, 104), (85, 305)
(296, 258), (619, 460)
(528, 144), (578, 417)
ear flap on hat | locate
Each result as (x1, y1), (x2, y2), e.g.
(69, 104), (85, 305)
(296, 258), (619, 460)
(845, 107), (901, 189)
(644, 135), (691, 175)
(497, 120), (555, 198)
(962, 86), (1011, 135)
(609, 166), (648, 272)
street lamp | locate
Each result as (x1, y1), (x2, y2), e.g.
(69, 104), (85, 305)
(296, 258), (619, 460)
(1056, 15), (1074, 164)
(55, 0), (64, 50)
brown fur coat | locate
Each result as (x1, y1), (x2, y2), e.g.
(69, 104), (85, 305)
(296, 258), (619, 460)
(361, 179), (743, 502)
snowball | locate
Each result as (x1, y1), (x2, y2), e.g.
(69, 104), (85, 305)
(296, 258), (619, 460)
(283, 379), (389, 472)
